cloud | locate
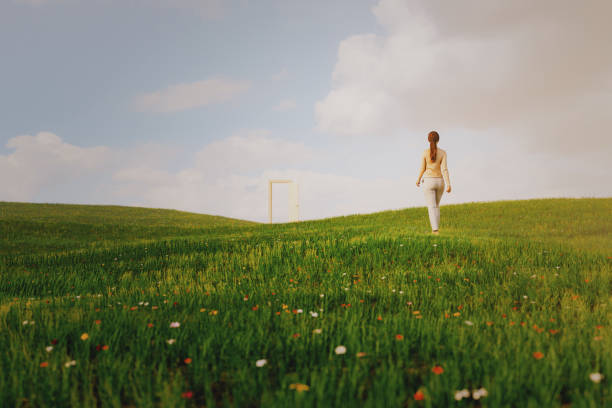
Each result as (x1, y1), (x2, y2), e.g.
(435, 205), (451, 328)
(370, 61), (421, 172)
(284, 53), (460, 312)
(0, 132), (110, 201)
(272, 98), (297, 111)
(315, 0), (612, 156)
(132, 77), (251, 113)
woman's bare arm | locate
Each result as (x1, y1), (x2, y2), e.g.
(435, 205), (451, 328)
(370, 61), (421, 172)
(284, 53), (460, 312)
(416, 152), (426, 186)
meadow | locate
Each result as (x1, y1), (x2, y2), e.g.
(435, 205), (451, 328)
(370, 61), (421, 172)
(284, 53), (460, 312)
(0, 198), (610, 407)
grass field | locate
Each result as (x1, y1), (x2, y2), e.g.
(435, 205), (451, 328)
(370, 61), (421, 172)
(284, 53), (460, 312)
(0, 198), (610, 407)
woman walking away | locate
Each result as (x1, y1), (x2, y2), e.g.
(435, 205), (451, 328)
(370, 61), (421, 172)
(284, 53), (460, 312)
(415, 131), (451, 235)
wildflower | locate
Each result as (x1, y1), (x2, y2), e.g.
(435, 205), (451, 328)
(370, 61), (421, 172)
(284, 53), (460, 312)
(377, 316), (383, 321)
(454, 389), (470, 401)
(102, 345), (109, 351)
(45, 346), (53, 353)
(334, 345), (347, 355)
(414, 390), (425, 400)
(169, 322), (180, 328)
(589, 373), (604, 383)
(184, 358), (192, 364)
(312, 328), (322, 334)
(167, 338), (176, 345)
(64, 360), (77, 368)
(289, 383), (310, 392)
(532, 351), (544, 360)
(472, 388), (488, 399)
(297, 309), (303, 314)
(395, 334), (404, 341)
(320, 294), (324, 298)
(464, 321), (474, 326)
(356, 352), (367, 358)
(39, 362), (49, 368)
(310, 311), (319, 317)
(80, 333), (89, 341)
(181, 391), (193, 399)
(147, 323), (154, 328)
(432, 365), (444, 375)
(94, 320), (101, 325)
(255, 359), (267, 367)
(292, 333), (300, 338)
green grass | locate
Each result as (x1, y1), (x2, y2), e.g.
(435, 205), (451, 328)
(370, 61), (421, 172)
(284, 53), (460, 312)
(0, 198), (610, 407)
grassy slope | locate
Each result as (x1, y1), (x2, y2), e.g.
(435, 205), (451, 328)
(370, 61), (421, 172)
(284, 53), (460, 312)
(0, 198), (610, 407)
(1, 198), (610, 257)
(0, 202), (256, 256)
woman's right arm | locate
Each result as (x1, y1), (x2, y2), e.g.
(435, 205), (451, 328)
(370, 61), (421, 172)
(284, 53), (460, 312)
(441, 152), (451, 192)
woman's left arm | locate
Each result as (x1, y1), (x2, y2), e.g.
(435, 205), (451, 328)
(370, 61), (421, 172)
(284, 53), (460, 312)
(416, 152), (426, 186)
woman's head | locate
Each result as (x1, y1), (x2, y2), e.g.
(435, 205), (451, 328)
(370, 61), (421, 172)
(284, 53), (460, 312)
(428, 131), (439, 161)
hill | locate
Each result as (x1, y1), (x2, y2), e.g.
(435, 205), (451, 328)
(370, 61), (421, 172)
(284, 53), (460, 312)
(0, 198), (610, 407)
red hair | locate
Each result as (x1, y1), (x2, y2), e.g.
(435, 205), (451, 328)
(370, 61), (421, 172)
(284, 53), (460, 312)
(428, 131), (439, 162)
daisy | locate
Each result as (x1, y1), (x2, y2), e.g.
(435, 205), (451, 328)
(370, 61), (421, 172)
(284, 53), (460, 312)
(454, 389), (470, 401)
(310, 311), (319, 317)
(45, 346), (53, 353)
(472, 388), (488, 399)
(255, 359), (268, 367)
(589, 373), (604, 383)
(170, 322), (180, 328)
(64, 360), (77, 367)
(167, 338), (176, 345)
(334, 345), (347, 355)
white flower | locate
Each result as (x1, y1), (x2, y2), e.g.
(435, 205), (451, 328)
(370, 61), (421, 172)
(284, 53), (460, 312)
(312, 328), (322, 334)
(166, 338), (176, 345)
(454, 389), (470, 401)
(169, 322), (180, 328)
(334, 345), (347, 355)
(319, 294), (325, 298)
(255, 359), (267, 368)
(472, 388), (488, 399)
(45, 346), (53, 353)
(433, 244), (438, 247)
(589, 372), (604, 383)
(297, 309), (303, 314)
(310, 311), (319, 317)
(64, 360), (77, 367)
(464, 321), (474, 326)
(22, 320), (29, 325)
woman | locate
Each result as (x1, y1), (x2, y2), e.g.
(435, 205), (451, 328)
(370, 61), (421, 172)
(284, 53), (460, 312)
(415, 131), (451, 235)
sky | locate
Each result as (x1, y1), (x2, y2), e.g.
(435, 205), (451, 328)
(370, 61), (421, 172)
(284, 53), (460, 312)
(1, 0), (611, 223)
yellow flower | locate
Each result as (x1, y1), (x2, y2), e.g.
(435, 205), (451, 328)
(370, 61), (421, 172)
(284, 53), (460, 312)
(80, 333), (89, 341)
(289, 383), (310, 392)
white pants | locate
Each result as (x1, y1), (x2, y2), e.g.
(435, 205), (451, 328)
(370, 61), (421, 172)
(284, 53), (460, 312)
(423, 177), (444, 231)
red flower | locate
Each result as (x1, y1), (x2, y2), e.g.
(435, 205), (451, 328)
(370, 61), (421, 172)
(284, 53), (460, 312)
(184, 358), (192, 364)
(431, 365), (444, 375)
(395, 334), (404, 341)
(39, 361), (49, 368)
(532, 351), (544, 360)
(51, 339), (58, 345)
(414, 390), (425, 400)
(181, 391), (193, 399)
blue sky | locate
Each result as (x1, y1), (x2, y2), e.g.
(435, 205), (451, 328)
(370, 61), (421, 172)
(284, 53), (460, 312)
(2, 0), (611, 222)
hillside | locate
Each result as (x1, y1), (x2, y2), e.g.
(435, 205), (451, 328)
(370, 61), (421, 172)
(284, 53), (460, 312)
(0, 197), (610, 406)
(2, 198), (609, 256)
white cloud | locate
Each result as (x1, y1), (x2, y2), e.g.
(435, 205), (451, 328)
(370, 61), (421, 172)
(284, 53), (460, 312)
(272, 98), (297, 111)
(133, 77), (251, 113)
(315, 0), (612, 156)
(0, 132), (110, 201)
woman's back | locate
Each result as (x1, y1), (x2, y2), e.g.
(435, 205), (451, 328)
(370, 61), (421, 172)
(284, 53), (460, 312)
(422, 148), (448, 180)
